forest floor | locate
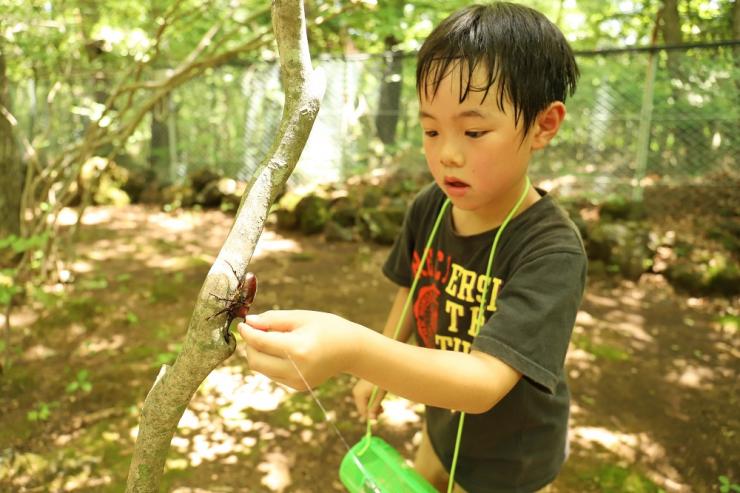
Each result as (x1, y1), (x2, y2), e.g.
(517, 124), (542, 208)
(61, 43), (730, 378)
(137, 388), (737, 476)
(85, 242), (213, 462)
(0, 205), (737, 493)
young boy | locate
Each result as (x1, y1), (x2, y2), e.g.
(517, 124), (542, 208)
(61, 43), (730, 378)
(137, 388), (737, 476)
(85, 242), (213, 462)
(239, 3), (586, 492)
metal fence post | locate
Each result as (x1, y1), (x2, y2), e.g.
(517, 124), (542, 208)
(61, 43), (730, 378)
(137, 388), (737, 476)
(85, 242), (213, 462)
(633, 49), (658, 202)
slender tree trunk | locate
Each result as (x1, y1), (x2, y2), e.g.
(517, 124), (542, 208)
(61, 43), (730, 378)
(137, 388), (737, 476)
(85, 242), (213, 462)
(375, 35), (403, 146)
(732, 0), (739, 100)
(149, 98), (170, 177)
(0, 46), (22, 253)
(125, 1), (325, 490)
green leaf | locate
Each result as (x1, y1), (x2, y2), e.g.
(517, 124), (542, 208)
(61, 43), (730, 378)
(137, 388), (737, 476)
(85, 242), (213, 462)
(66, 381), (79, 393)
(81, 382), (93, 393)
(79, 277), (109, 290)
(0, 235), (18, 250)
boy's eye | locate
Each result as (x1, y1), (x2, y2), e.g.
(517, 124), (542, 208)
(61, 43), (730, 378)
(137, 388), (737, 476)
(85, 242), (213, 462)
(465, 130), (487, 138)
(424, 130), (438, 137)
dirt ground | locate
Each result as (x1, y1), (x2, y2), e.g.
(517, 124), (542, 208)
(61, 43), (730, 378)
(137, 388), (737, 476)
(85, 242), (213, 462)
(0, 205), (737, 492)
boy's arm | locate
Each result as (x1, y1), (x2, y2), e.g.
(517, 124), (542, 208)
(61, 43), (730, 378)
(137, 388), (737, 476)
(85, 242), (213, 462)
(380, 287), (414, 342)
(240, 310), (521, 415)
(350, 325), (521, 414)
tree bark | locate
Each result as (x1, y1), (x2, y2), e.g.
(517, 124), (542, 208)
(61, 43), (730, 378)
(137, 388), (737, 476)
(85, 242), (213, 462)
(733, 0), (739, 96)
(124, 1), (325, 491)
(375, 35), (403, 146)
(0, 46), (22, 256)
(149, 98), (170, 176)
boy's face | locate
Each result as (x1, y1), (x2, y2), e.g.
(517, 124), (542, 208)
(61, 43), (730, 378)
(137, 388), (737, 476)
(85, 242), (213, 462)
(419, 64), (541, 221)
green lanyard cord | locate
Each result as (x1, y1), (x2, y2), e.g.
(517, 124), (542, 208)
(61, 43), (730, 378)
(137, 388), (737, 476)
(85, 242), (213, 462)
(359, 177), (532, 493)
(446, 176), (531, 493)
(360, 197), (452, 454)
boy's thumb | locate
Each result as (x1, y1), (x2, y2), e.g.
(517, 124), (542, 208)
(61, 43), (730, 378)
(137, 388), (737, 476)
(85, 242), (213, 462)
(244, 314), (268, 331)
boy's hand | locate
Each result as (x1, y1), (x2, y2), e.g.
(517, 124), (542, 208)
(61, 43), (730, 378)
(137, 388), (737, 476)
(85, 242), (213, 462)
(238, 310), (360, 391)
(352, 379), (386, 420)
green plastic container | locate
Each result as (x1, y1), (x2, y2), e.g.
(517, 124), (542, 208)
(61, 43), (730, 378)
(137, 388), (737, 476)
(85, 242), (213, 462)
(340, 436), (439, 493)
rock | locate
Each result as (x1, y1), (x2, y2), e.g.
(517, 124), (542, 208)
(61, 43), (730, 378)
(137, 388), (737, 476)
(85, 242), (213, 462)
(361, 186), (383, 208)
(295, 194), (330, 234)
(188, 168), (221, 193)
(161, 183), (195, 208)
(359, 205), (405, 245)
(665, 253), (740, 297)
(275, 209), (297, 230)
(138, 181), (163, 204)
(195, 180), (224, 208)
(121, 168), (156, 203)
(599, 196), (645, 221)
(329, 196), (358, 228)
(708, 220), (740, 255)
(325, 221), (355, 242)
(586, 221), (651, 281)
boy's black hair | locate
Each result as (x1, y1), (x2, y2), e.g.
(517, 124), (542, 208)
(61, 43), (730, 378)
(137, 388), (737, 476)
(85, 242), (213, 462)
(416, 2), (579, 136)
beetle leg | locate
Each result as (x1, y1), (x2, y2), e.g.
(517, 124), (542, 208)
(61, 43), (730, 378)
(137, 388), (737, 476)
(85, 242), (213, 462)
(209, 292), (231, 303)
(224, 260), (242, 283)
(222, 316), (234, 343)
(207, 307), (230, 320)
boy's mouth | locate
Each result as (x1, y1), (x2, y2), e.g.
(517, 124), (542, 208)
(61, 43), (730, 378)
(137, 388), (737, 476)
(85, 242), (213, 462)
(443, 176), (471, 197)
(444, 177), (470, 189)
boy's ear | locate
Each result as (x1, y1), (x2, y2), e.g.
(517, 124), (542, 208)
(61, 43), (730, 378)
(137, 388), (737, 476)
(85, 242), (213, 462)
(531, 102), (566, 150)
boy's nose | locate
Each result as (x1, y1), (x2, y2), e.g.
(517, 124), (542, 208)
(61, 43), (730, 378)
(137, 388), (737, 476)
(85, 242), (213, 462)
(439, 142), (463, 168)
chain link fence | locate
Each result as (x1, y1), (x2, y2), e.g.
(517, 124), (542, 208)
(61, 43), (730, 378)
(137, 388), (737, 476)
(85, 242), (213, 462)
(10, 42), (738, 205)
(236, 42), (739, 203)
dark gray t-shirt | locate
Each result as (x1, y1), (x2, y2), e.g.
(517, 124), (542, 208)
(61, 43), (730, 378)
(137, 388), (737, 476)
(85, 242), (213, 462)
(383, 183), (587, 493)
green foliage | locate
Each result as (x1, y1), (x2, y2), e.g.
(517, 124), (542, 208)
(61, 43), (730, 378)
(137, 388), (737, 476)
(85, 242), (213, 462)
(78, 277), (109, 291)
(26, 401), (59, 422)
(573, 335), (630, 361)
(719, 475), (740, 493)
(584, 464), (664, 493)
(126, 311), (139, 324)
(0, 269), (22, 305)
(153, 344), (181, 367)
(66, 369), (93, 394)
(0, 233), (49, 253)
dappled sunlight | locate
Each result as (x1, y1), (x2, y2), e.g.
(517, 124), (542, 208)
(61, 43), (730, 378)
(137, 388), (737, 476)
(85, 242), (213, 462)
(571, 426), (687, 492)
(147, 210), (204, 233)
(380, 396), (423, 428)
(584, 292), (620, 308)
(1, 304), (38, 329)
(55, 207), (85, 226)
(70, 259), (95, 273)
(128, 365), (304, 484)
(201, 365), (291, 413)
(73, 334), (125, 357)
(257, 451), (294, 492)
(573, 426), (639, 459)
(253, 230), (302, 259)
(71, 206), (302, 274)
(664, 360), (715, 390)
(23, 344), (57, 361)
(575, 309), (596, 326)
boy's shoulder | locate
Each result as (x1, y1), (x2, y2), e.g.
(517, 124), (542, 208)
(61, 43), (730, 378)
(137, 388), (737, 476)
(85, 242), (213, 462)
(511, 191), (586, 260)
(404, 182), (585, 261)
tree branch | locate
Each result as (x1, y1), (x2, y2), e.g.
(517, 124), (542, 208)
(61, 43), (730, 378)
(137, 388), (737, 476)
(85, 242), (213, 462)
(124, 1), (325, 491)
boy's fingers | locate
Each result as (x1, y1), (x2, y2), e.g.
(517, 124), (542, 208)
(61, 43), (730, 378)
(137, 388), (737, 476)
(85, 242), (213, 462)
(244, 310), (303, 332)
(244, 345), (290, 379)
(239, 324), (290, 358)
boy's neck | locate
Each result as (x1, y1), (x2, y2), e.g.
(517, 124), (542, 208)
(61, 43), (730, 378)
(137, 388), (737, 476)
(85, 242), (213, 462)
(450, 180), (541, 236)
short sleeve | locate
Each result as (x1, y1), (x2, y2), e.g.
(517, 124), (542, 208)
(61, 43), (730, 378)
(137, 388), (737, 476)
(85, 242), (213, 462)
(472, 251), (587, 394)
